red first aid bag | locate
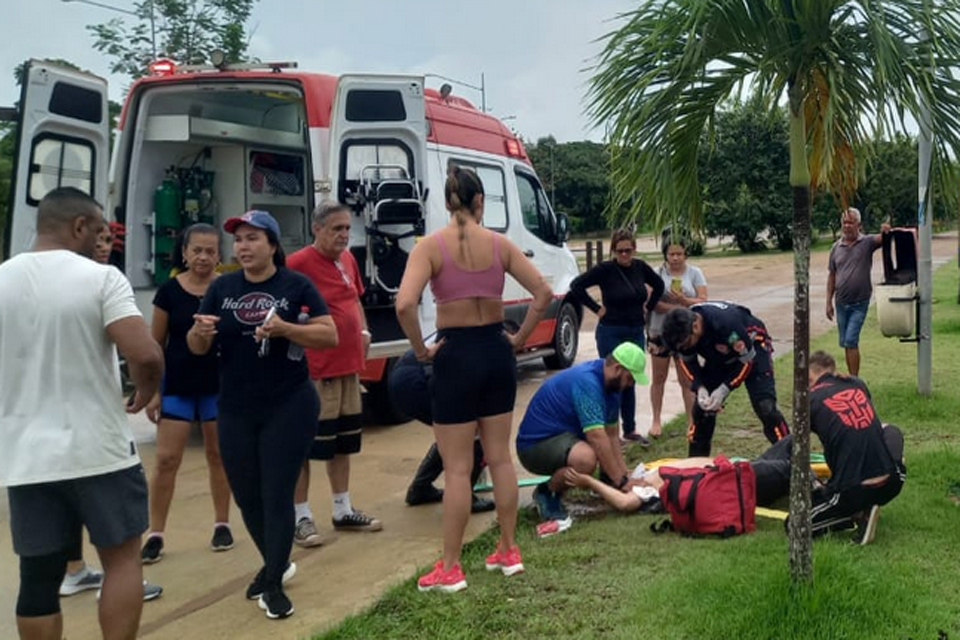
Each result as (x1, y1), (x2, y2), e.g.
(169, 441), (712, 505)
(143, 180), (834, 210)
(654, 455), (757, 537)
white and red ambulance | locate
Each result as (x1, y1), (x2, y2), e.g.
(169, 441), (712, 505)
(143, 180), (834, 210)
(5, 58), (583, 422)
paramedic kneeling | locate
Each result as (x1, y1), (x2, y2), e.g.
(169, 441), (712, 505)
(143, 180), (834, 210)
(805, 350), (906, 544)
(515, 343), (648, 528)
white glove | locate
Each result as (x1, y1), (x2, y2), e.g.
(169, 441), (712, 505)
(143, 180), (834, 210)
(704, 384), (731, 412)
(697, 386), (712, 410)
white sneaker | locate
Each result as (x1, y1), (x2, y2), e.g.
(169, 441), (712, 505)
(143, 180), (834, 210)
(97, 580), (163, 602)
(60, 564), (103, 596)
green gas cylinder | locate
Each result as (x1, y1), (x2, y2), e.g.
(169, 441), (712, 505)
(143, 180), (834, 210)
(154, 172), (181, 229)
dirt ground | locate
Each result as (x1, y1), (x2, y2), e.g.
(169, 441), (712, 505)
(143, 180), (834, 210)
(0, 233), (955, 639)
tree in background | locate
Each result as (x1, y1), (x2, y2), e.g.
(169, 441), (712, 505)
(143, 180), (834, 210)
(89, 0), (257, 80)
(589, 0), (960, 583)
(526, 137), (613, 234)
(0, 123), (14, 248)
(699, 99), (792, 251)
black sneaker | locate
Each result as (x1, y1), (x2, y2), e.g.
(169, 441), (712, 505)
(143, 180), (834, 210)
(141, 535), (164, 564)
(210, 525), (234, 552)
(406, 484), (444, 506)
(246, 562), (297, 600)
(471, 494), (496, 513)
(332, 510), (383, 532)
(258, 587), (294, 619)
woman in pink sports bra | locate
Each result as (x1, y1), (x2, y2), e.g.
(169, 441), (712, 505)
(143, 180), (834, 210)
(397, 166), (552, 593)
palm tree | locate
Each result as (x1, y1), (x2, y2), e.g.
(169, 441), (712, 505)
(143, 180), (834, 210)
(589, 0), (960, 582)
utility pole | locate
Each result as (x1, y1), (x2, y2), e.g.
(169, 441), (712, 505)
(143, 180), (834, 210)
(917, 42), (933, 396)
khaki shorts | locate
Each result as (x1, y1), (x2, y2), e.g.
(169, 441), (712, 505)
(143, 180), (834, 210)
(309, 374), (363, 460)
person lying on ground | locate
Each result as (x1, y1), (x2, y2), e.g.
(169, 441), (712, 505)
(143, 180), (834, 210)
(562, 435), (793, 514)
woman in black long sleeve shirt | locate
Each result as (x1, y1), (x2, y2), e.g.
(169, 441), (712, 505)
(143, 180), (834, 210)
(570, 229), (664, 442)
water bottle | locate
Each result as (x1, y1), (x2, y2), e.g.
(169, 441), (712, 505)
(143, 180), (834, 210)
(287, 311), (310, 360)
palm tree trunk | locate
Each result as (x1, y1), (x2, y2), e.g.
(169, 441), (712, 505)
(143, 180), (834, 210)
(787, 103), (813, 583)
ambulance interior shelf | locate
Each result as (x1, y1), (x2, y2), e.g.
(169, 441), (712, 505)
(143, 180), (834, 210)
(246, 150), (309, 254)
(144, 114), (305, 150)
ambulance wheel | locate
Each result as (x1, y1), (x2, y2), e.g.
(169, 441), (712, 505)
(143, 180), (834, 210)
(544, 302), (578, 369)
(363, 359), (410, 426)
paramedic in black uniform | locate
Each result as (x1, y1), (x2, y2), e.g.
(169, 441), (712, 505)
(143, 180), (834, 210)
(660, 302), (789, 456)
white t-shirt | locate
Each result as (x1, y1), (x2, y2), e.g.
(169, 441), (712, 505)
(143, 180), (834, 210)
(647, 263), (708, 336)
(0, 250), (143, 486)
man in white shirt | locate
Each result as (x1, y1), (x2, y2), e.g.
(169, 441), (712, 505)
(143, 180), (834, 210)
(0, 187), (163, 640)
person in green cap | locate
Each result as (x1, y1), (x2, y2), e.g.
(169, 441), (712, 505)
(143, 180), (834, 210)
(515, 342), (649, 535)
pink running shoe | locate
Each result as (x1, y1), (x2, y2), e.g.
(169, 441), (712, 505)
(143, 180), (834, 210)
(417, 560), (467, 593)
(484, 544), (525, 576)
(536, 518), (573, 539)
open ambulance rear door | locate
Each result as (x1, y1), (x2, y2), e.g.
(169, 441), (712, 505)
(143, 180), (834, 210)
(327, 74), (428, 423)
(4, 60), (110, 258)
(328, 74), (428, 350)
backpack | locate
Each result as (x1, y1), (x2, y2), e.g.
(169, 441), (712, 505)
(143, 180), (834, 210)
(651, 455), (757, 538)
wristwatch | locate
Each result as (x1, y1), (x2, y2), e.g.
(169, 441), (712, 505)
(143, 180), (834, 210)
(617, 475), (629, 490)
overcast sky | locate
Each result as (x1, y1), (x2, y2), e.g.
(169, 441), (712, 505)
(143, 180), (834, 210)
(1, 0), (636, 142)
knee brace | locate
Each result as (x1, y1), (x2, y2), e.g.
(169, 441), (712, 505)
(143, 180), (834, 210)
(17, 551), (69, 617)
(688, 407), (717, 457)
(756, 398), (789, 443)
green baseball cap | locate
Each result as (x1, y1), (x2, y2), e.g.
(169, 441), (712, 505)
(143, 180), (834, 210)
(612, 342), (649, 385)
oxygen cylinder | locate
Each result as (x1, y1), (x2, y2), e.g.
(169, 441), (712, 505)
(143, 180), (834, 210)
(153, 170), (181, 285)
(154, 171), (180, 229)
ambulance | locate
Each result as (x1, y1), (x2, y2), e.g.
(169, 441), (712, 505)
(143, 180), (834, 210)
(4, 58), (583, 422)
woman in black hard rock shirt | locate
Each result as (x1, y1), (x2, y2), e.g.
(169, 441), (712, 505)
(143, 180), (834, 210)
(188, 210), (338, 620)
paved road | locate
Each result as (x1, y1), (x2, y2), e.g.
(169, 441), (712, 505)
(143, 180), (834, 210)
(0, 233), (954, 639)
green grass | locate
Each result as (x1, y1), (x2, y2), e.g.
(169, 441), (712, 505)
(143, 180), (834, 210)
(316, 261), (960, 640)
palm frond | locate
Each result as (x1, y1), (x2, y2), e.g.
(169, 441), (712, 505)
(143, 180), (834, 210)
(589, 0), (960, 232)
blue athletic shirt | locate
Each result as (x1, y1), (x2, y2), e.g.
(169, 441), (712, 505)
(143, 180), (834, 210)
(516, 359), (620, 451)
(198, 267), (329, 410)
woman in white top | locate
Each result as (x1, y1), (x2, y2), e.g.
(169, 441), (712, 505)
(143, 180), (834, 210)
(646, 237), (707, 437)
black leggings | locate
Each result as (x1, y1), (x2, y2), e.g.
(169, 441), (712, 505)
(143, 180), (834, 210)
(218, 382), (319, 588)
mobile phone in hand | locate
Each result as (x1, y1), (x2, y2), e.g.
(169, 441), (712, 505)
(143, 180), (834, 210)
(259, 306), (277, 357)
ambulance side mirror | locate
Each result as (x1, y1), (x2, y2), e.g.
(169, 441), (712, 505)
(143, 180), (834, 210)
(556, 212), (570, 244)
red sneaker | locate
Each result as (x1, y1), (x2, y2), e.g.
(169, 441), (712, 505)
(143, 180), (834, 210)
(484, 544), (525, 576)
(536, 518), (572, 539)
(417, 560), (467, 593)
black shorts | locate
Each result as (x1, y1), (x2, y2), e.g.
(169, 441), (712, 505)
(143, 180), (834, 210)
(8, 464), (148, 557)
(431, 324), (517, 424)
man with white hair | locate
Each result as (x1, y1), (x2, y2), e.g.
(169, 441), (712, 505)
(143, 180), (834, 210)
(826, 207), (890, 376)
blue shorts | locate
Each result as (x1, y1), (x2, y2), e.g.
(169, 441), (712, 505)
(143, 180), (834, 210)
(836, 300), (870, 348)
(161, 393), (218, 422)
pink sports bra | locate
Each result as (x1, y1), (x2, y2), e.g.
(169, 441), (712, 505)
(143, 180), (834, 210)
(429, 233), (506, 304)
